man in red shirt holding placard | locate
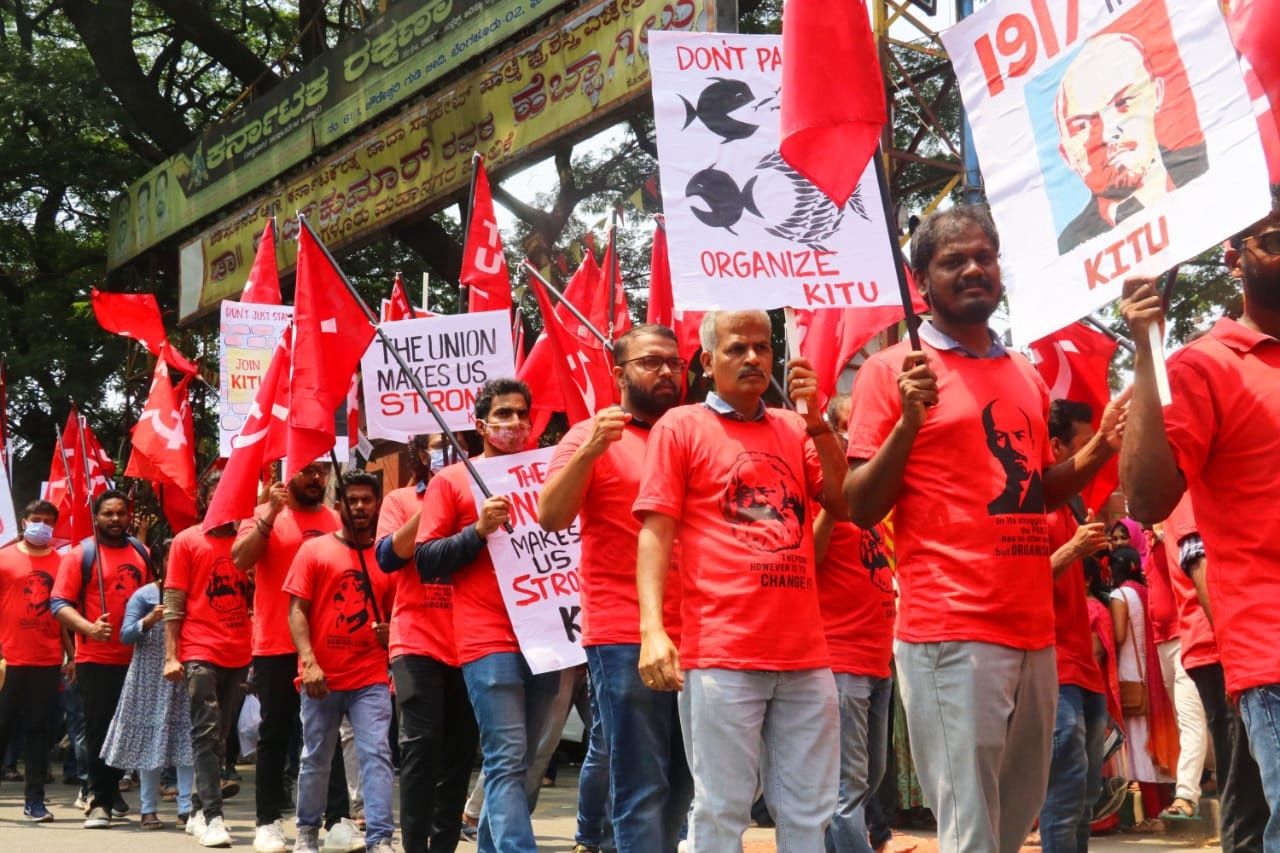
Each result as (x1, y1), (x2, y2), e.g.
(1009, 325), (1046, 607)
(634, 310), (849, 852)
(845, 207), (1118, 853)
(1121, 185), (1280, 849)
(541, 323), (692, 852)
(284, 469), (395, 853)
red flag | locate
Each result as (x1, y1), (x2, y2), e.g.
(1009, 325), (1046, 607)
(125, 346), (196, 495)
(384, 272), (415, 321)
(513, 315), (529, 373)
(47, 409), (114, 545)
(346, 375), (360, 452)
(780, 0), (886, 207)
(204, 330), (292, 531)
(461, 159), (513, 313)
(1028, 322), (1121, 513)
(241, 219), (282, 305)
(645, 223), (702, 364)
(91, 288), (200, 375)
(600, 234), (633, 338)
(1226, 0), (1280, 181)
(160, 485), (198, 532)
(288, 225), (376, 478)
(518, 253), (605, 413)
(524, 274), (614, 424)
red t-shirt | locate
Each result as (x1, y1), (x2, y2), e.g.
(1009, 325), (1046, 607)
(1047, 508), (1106, 693)
(847, 342), (1056, 650)
(239, 504), (341, 658)
(1144, 545), (1179, 644)
(817, 519), (895, 678)
(377, 484), (459, 667)
(0, 544), (65, 666)
(416, 463), (519, 665)
(166, 526), (252, 669)
(53, 540), (151, 666)
(1163, 319), (1280, 695)
(633, 404), (830, 671)
(1162, 494), (1218, 671)
(548, 419), (681, 647)
(282, 533), (394, 692)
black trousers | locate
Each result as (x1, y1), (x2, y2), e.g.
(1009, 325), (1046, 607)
(185, 661), (247, 820)
(76, 662), (128, 812)
(1189, 662), (1270, 853)
(391, 654), (479, 851)
(0, 664), (61, 803)
(254, 653), (301, 825)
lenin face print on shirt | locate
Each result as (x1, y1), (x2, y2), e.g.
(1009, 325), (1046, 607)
(982, 398), (1045, 515)
(719, 451), (806, 553)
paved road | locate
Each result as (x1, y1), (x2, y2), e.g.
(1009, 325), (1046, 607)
(0, 764), (1221, 851)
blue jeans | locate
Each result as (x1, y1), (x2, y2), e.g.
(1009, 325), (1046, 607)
(296, 684), (395, 845)
(825, 673), (892, 853)
(140, 764), (192, 815)
(1237, 683), (1280, 851)
(1038, 686), (1107, 853)
(587, 644), (692, 852)
(463, 652), (563, 853)
(576, 669), (612, 849)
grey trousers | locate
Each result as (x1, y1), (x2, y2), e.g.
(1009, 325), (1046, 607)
(895, 641), (1057, 853)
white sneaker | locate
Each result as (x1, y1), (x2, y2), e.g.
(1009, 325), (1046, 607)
(255, 819), (289, 852)
(293, 825), (320, 853)
(200, 815), (233, 848)
(366, 840), (395, 853)
(322, 817), (366, 853)
(187, 810), (207, 837)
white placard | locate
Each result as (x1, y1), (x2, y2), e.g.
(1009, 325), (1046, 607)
(942, 0), (1269, 345)
(360, 311), (516, 442)
(218, 302), (292, 457)
(650, 31), (901, 312)
(0, 457), (16, 548)
(467, 447), (585, 675)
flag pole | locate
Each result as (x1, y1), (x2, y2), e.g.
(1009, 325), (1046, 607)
(520, 261), (610, 346)
(297, 215), (510, 531)
(872, 147), (922, 351)
(74, 411), (109, 615)
(605, 210), (619, 343)
(1083, 315), (1135, 354)
(328, 449), (383, 625)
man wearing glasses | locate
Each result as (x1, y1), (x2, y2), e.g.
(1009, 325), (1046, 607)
(1120, 185), (1280, 847)
(540, 324), (692, 852)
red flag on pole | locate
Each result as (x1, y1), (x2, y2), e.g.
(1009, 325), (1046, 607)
(1226, 0), (1280, 181)
(346, 375), (360, 452)
(1028, 322), (1121, 513)
(90, 289), (200, 375)
(125, 345), (197, 495)
(384, 272), (416, 321)
(48, 408), (114, 544)
(600, 233), (633, 338)
(287, 225), (376, 479)
(461, 158), (513, 313)
(524, 274), (614, 424)
(241, 219), (282, 305)
(780, 0), (887, 207)
(204, 329), (292, 531)
(645, 222), (703, 364)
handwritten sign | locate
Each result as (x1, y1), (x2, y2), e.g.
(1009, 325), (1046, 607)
(360, 310), (515, 442)
(942, 0), (1269, 345)
(218, 302), (293, 457)
(468, 447), (585, 674)
(650, 32), (900, 311)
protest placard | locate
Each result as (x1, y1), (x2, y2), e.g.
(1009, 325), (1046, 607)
(650, 31), (901, 312)
(468, 447), (585, 674)
(942, 0), (1270, 345)
(0, 456), (16, 548)
(360, 310), (516, 442)
(219, 302), (292, 457)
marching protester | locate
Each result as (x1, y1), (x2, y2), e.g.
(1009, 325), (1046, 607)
(232, 464), (340, 853)
(0, 500), (71, 823)
(376, 433), (479, 853)
(164, 470), (253, 847)
(540, 323), (693, 853)
(634, 310), (850, 851)
(1121, 184), (1280, 849)
(416, 378), (565, 853)
(844, 206), (1120, 853)
(284, 468), (395, 853)
(101, 537), (196, 834)
(52, 489), (151, 830)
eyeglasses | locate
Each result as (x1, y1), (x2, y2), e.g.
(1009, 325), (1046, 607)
(1242, 231), (1280, 256)
(619, 355), (687, 372)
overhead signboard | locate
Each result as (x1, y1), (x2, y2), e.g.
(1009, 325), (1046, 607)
(178, 0), (717, 322)
(107, 0), (577, 270)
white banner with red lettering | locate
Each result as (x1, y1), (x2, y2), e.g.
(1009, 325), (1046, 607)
(468, 447), (585, 674)
(218, 302), (293, 457)
(650, 31), (901, 312)
(942, 0), (1269, 345)
(0, 457), (16, 548)
(360, 311), (516, 442)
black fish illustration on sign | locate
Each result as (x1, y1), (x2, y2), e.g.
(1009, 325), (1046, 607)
(754, 151), (871, 249)
(686, 168), (761, 235)
(680, 78), (759, 143)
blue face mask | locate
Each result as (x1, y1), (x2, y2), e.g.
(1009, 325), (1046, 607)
(23, 521), (53, 547)
(430, 448), (448, 473)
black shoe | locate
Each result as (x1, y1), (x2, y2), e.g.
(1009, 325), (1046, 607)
(111, 792), (131, 817)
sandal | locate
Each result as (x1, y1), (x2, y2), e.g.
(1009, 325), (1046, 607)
(141, 812), (166, 830)
(1160, 798), (1200, 820)
(1130, 818), (1166, 833)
